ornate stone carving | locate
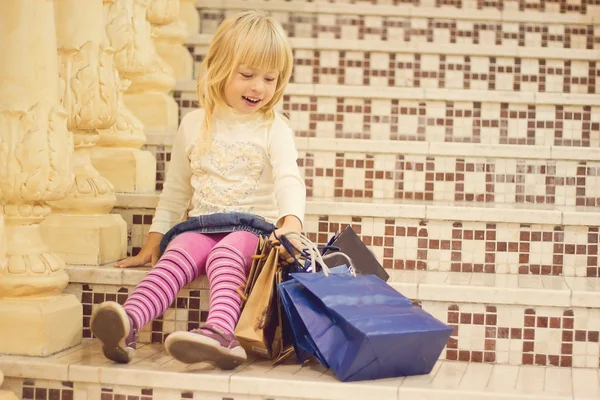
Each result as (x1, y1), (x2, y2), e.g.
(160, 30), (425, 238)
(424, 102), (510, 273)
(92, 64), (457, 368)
(147, 0), (179, 25)
(0, 103), (73, 296)
(0, 0), (82, 356)
(105, 0), (178, 132)
(92, 0), (157, 193)
(178, 0), (199, 37)
(151, 0), (192, 81)
(106, 0), (174, 93)
(0, 211), (6, 278)
(41, 0), (127, 265)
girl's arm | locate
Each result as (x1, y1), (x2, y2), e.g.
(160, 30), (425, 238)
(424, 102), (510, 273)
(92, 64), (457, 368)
(268, 116), (306, 239)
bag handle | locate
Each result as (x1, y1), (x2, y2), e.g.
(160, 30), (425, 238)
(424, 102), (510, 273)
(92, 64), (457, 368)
(280, 232), (356, 277)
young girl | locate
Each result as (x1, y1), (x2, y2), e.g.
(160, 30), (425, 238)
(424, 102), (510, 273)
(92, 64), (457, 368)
(91, 10), (305, 370)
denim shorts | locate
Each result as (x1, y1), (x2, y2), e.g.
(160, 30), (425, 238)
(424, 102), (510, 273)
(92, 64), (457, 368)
(159, 212), (276, 253)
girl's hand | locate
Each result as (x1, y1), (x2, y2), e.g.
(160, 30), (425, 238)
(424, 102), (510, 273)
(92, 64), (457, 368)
(114, 232), (163, 268)
(270, 216), (303, 263)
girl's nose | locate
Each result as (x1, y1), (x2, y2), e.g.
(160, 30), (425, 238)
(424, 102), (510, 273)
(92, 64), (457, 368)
(251, 78), (264, 93)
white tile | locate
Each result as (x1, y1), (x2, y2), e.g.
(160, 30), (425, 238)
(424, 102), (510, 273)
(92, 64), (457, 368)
(400, 361), (441, 388)
(487, 364), (519, 393)
(231, 363), (400, 400)
(430, 361), (468, 389)
(515, 365), (546, 395)
(572, 368), (600, 399)
(543, 367), (572, 398)
(458, 363), (493, 391)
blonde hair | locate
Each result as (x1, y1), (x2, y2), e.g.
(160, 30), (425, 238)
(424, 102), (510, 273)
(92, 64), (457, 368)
(196, 10), (294, 154)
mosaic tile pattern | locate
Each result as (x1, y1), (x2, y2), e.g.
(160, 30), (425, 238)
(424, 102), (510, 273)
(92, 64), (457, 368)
(198, 9), (599, 48)
(112, 209), (600, 277)
(422, 301), (600, 368)
(215, 0), (600, 15)
(20, 379), (74, 400)
(174, 91), (600, 147)
(68, 280), (600, 368)
(2, 377), (343, 400)
(309, 216), (599, 277)
(188, 44), (599, 94)
(140, 144), (171, 192)
(300, 152), (600, 206)
(100, 387), (153, 400)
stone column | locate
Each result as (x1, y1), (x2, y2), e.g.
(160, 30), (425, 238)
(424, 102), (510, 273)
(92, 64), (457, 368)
(0, 0), (81, 356)
(151, 0), (194, 81)
(121, 0), (178, 135)
(91, 0), (157, 193)
(40, 0), (127, 266)
(178, 0), (200, 38)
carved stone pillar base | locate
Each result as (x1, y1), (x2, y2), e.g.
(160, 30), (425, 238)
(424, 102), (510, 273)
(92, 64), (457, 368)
(0, 294), (81, 356)
(91, 147), (157, 193)
(124, 92), (178, 133)
(40, 215), (127, 265)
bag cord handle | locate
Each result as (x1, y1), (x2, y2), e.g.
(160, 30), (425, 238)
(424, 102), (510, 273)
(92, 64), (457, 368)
(279, 232), (356, 277)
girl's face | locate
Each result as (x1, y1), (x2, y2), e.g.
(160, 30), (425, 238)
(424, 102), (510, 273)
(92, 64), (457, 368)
(224, 65), (279, 114)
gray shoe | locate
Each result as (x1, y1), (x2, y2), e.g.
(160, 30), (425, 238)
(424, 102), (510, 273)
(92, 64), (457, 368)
(90, 301), (138, 364)
(165, 324), (247, 369)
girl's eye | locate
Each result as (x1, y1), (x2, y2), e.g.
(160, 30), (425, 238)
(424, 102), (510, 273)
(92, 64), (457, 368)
(265, 77), (276, 83)
(241, 73), (253, 78)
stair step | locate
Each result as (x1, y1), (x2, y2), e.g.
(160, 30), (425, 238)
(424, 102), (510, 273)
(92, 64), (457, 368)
(65, 265), (600, 309)
(187, 33), (599, 60)
(142, 134), (600, 208)
(1, 340), (599, 399)
(186, 34), (599, 99)
(113, 194), (600, 277)
(196, 0), (599, 24)
(172, 83), (599, 149)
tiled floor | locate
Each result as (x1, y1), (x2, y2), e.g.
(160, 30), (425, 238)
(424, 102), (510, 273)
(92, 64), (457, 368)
(1, 339), (599, 399)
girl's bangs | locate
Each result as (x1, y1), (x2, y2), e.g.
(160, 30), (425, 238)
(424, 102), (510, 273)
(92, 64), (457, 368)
(235, 29), (289, 73)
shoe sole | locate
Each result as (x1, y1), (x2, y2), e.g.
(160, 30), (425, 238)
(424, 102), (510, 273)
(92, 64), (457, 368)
(90, 301), (134, 364)
(165, 331), (247, 370)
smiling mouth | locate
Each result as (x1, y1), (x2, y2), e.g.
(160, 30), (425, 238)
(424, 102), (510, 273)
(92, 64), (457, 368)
(243, 96), (261, 104)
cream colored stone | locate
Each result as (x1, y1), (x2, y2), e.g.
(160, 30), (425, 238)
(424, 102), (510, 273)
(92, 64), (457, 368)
(93, 0), (157, 193)
(123, 92), (179, 133)
(151, 0), (193, 81)
(179, 0), (199, 36)
(41, 214), (127, 265)
(0, 295), (82, 356)
(91, 147), (156, 193)
(154, 21), (194, 80)
(42, 0), (128, 265)
(0, 213), (5, 280)
(0, 0), (73, 298)
(108, 0), (178, 132)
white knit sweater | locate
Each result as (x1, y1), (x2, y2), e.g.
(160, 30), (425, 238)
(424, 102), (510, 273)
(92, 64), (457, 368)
(149, 106), (306, 234)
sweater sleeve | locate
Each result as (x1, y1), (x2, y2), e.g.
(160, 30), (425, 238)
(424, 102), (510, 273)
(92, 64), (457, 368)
(149, 117), (194, 235)
(267, 116), (307, 228)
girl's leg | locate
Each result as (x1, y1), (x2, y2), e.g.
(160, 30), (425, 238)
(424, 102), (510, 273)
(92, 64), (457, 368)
(165, 231), (259, 369)
(204, 230), (259, 333)
(91, 231), (223, 363)
(124, 232), (223, 330)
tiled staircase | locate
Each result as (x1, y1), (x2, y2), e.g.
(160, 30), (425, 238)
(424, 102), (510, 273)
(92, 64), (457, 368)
(2, 0), (600, 399)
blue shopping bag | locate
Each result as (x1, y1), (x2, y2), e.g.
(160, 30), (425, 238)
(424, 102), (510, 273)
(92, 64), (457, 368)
(279, 267), (452, 382)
